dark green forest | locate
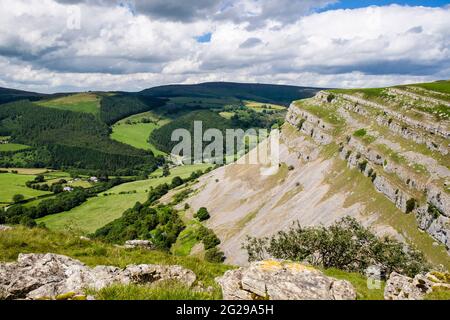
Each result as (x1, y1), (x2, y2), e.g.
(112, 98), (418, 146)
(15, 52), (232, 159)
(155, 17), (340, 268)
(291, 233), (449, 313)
(0, 100), (161, 172)
(99, 93), (166, 125)
(141, 82), (319, 106)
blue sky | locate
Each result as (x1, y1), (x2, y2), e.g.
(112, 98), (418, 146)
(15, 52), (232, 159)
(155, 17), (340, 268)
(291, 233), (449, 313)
(327, 0), (449, 10)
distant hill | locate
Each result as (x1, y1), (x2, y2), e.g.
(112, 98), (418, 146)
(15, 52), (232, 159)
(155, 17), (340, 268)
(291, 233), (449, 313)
(140, 82), (321, 106)
(0, 82), (322, 173)
(0, 87), (49, 105)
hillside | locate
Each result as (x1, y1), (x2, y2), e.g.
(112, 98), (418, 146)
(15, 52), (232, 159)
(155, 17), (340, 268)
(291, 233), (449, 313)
(140, 82), (320, 106)
(0, 87), (48, 105)
(171, 81), (450, 268)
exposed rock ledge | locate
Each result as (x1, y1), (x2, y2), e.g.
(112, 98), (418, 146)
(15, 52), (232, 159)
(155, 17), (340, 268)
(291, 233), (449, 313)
(0, 253), (196, 300)
(216, 260), (356, 300)
(384, 271), (450, 300)
(0, 225), (12, 232)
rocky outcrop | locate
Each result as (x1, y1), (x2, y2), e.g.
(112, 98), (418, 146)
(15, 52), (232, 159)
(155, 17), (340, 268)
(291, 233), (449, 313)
(341, 94), (450, 139)
(124, 240), (156, 250)
(0, 253), (196, 300)
(376, 115), (448, 156)
(387, 88), (450, 108)
(384, 271), (450, 300)
(416, 206), (450, 249)
(427, 186), (450, 218)
(0, 225), (12, 232)
(286, 104), (333, 145)
(216, 260), (356, 300)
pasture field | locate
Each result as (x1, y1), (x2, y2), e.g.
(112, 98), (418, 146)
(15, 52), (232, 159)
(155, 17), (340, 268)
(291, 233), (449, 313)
(111, 111), (169, 156)
(0, 143), (31, 152)
(0, 168), (49, 175)
(37, 193), (146, 233)
(0, 173), (51, 203)
(244, 100), (286, 112)
(109, 164), (211, 194)
(37, 164), (211, 233)
(35, 93), (100, 114)
(219, 111), (235, 119)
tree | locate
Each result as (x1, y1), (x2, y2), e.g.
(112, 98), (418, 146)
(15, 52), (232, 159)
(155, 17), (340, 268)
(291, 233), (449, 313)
(195, 207), (210, 221)
(50, 183), (64, 194)
(12, 194), (25, 203)
(162, 164), (170, 177)
(171, 176), (184, 188)
(242, 217), (429, 278)
(205, 248), (226, 263)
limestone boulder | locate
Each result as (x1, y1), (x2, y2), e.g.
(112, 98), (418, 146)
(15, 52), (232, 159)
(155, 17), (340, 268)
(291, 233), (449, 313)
(0, 253), (196, 300)
(216, 260), (356, 300)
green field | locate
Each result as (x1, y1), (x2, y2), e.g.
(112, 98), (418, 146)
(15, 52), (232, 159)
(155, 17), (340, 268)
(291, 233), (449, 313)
(0, 173), (51, 203)
(111, 112), (169, 156)
(37, 164), (211, 233)
(244, 100), (286, 112)
(35, 93), (100, 114)
(0, 143), (30, 152)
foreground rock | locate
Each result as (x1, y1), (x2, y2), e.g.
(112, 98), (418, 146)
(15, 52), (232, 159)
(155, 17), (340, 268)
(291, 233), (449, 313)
(216, 260), (356, 300)
(0, 253), (196, 300)
(384, 271), (450, 300)
(0, 225), (12, 232)
(124, 240), (155, 250)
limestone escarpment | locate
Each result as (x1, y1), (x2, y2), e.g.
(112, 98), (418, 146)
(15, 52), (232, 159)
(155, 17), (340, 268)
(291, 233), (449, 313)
(179, 84), (450, 267)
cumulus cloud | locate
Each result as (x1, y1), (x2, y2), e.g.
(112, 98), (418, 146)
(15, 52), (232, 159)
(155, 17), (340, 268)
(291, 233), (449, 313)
(0, 0), (449, 93)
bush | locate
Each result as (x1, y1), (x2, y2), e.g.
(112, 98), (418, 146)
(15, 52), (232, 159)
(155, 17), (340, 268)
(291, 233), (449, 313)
(195, 207), (210, 221)
(171, 176), (184, 188)
(12, 194), (25, 203)
(196, 226), (221, 250)
(353, 129), (367, 137)
(242, 217), (429, 278)
(203, 233), (221, 250)
(205, 248), (226, 263)
(406, 198), (416, 213)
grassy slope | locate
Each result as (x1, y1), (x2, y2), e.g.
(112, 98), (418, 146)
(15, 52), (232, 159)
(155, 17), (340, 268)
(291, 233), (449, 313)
(0, 227), (388, 300)
(110, 111), (169, 156)
(35, 93), (100, 114)
(0, 226), (231, 299)
(0, 143), (30, 152)
(0, 173), (51, 203)
(413, 80), (450, 95)
(37, 164), (211, 233)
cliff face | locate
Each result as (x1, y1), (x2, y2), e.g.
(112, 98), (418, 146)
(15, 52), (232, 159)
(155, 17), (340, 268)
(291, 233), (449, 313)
(180, 84), (450, 268)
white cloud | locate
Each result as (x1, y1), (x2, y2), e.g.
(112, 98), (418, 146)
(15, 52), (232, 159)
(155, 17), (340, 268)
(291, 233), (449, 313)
(0, 1), (448, 93)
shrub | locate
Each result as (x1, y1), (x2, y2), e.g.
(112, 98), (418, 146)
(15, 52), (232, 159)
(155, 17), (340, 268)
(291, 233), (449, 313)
(353, 129), (367, 137)
(428, 203), (442, 219)
(12, 194), (25, 203)
(205, 248), (226, 263)
(203, 233), (221, 250)
(297, 119), (306, 130)
(358, 160), (368, 172)
(171, 176), (184, 188)
(405, 198), (416, 213)
(242, 217), (429, 278)
(195, 207), (210, 221)
(196, 226), (221, 250)
(327, 94), (335, 103)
